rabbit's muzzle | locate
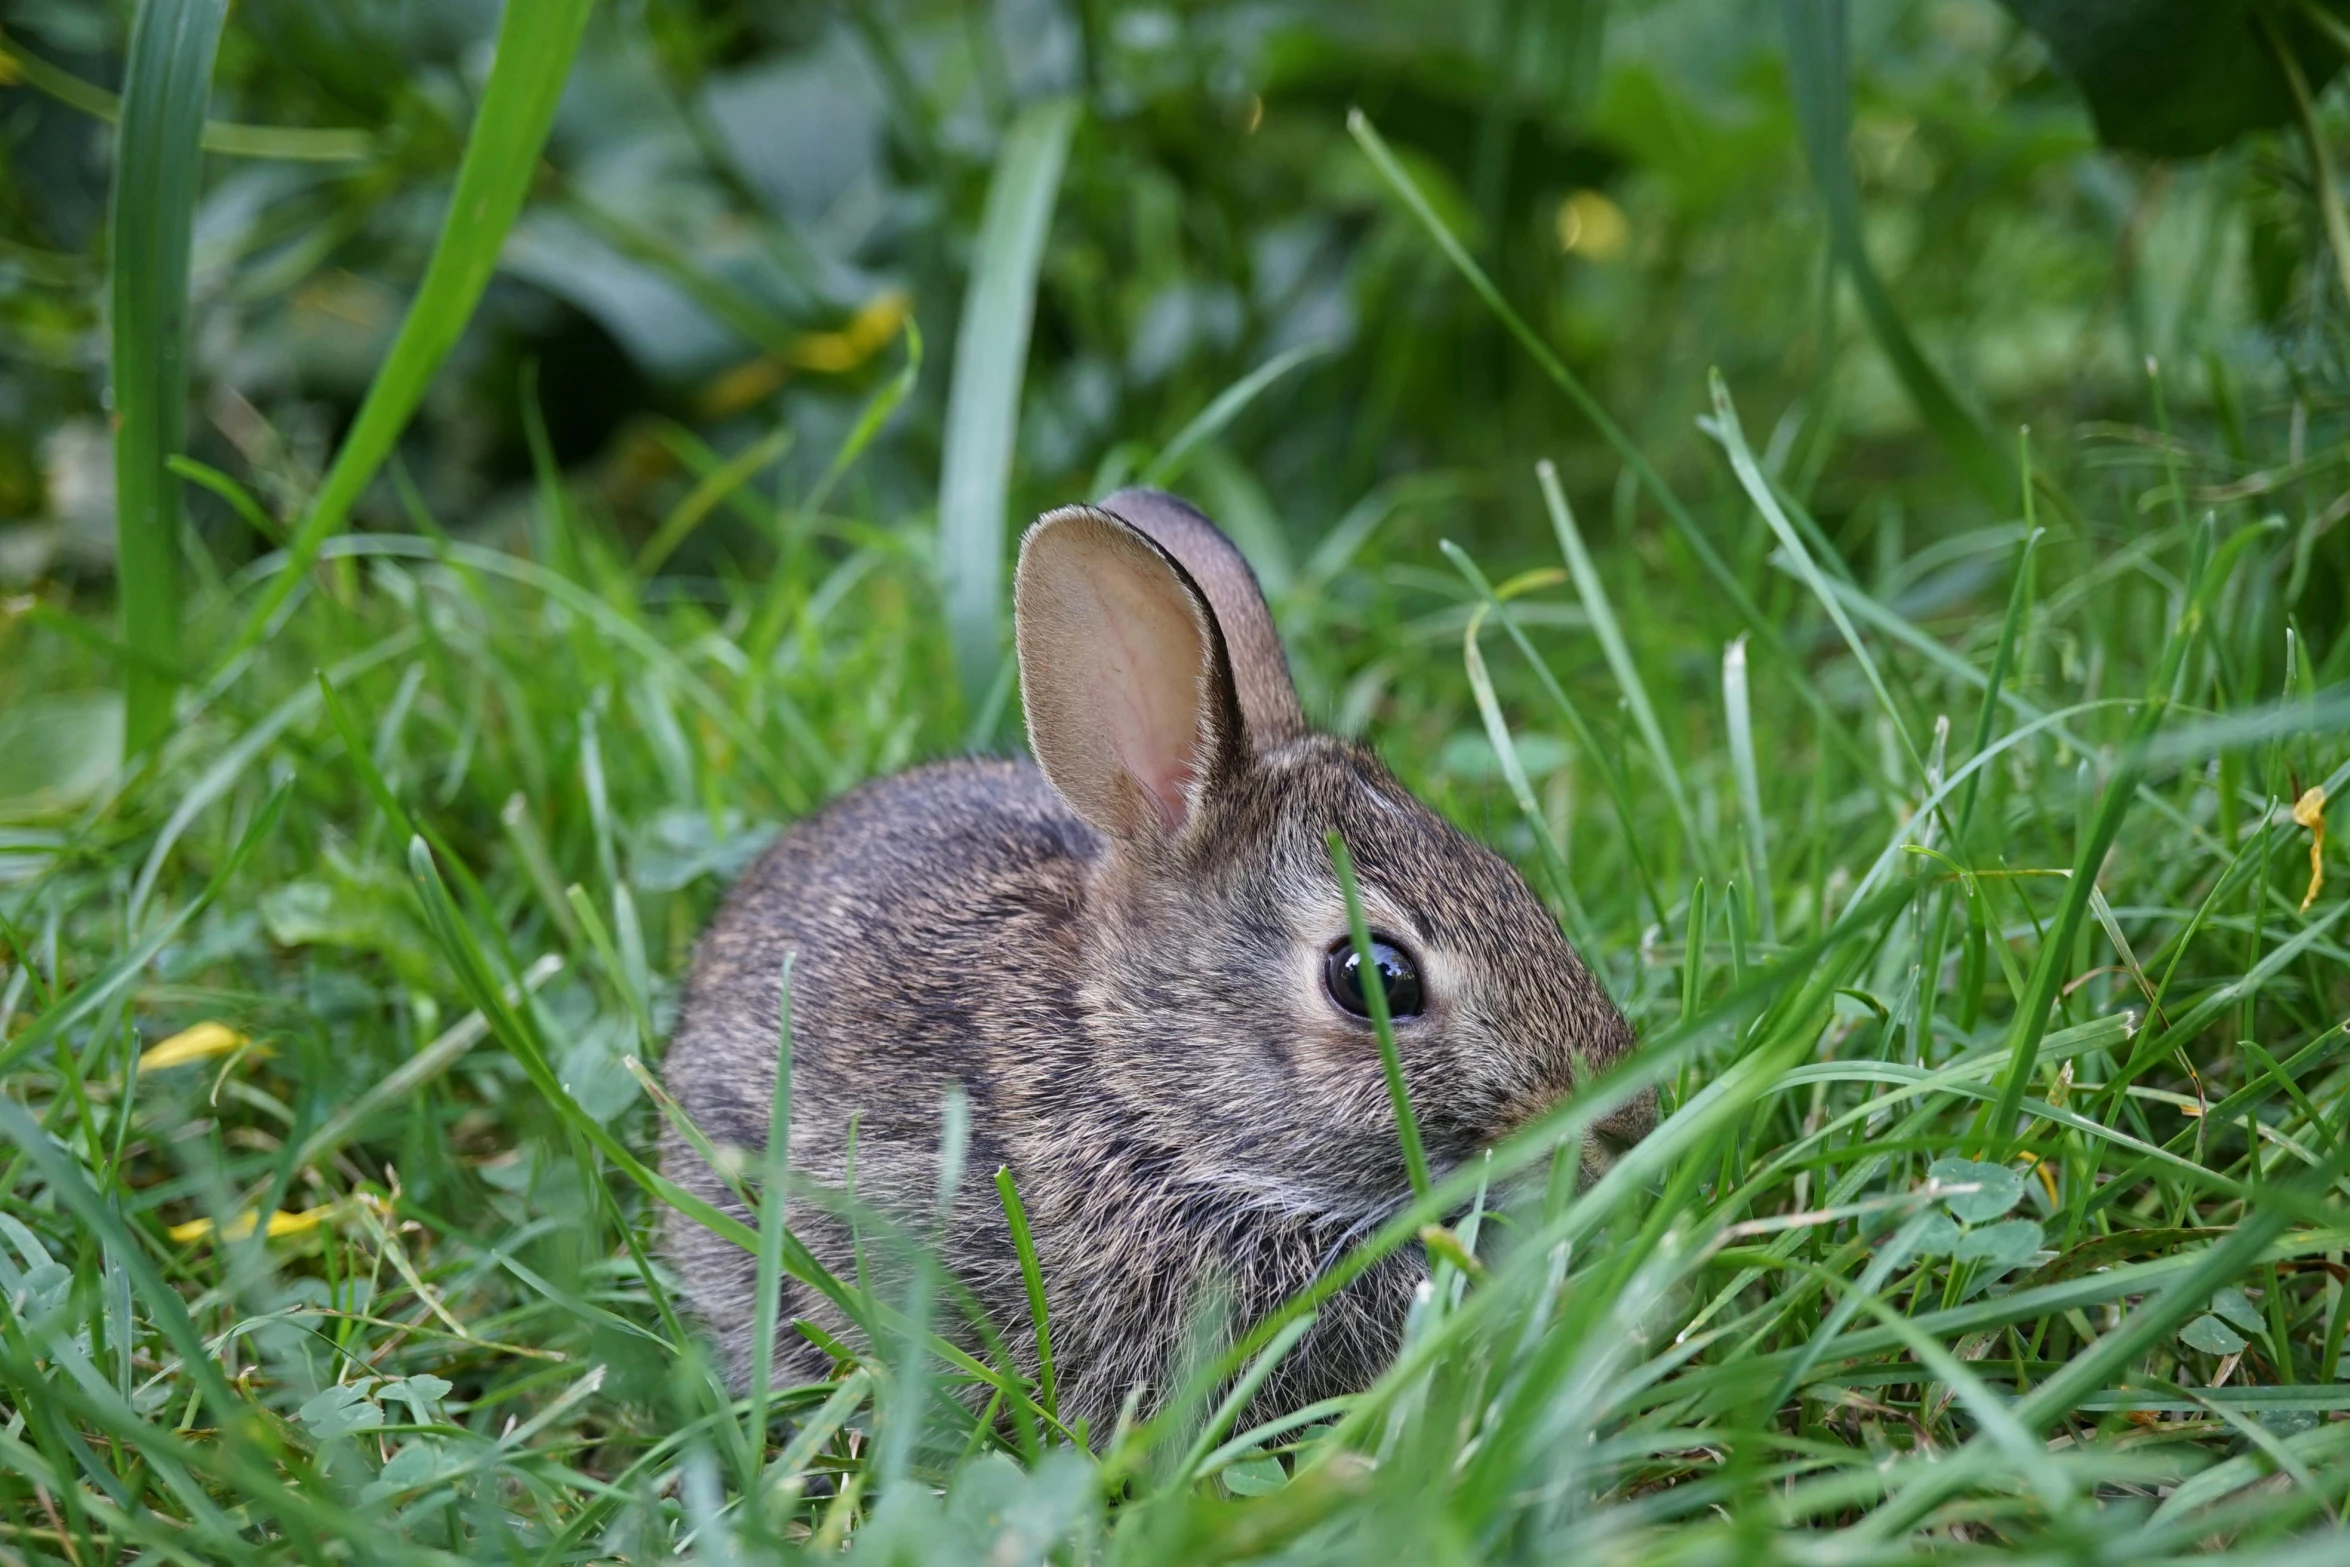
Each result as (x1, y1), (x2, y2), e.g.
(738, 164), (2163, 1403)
(1580, 1085), (1661, 1181)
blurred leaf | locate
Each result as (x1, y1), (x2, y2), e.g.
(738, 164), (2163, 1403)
(1929, 1157), (2027, 1224)
(108, 0), (227, 753)
(0, 1215), (72, 1322)
(261, 879), (387, 949)
(233, 0), (598, 657)
(0, 694), (123, 815)
(1781, 0), (2012, 507)
(361, 1437), (452, 1502)
(297, 1382), (385, 1440)
(2179, 1313), (2249, 1356)
(1222, 1455), (1288, 1496)
(940, 96), (1079, 703)
(557, 1015), (643, 1125)
(2000, 0), (2350, 157)
(2208, 1286), (2266, 1335)
(379, 1374), (453, 1425)
(1954, 1218), (2044, 1273)
(1913, 1214), (1964, 1255)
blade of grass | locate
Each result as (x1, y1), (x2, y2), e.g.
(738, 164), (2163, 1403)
(290, 953), (562, 1174)
(995, 1165), (1060, 1427)
(747, 321), (923, 671)
(1537, 460), (1706, 876)
(108, 0), (227, 755)
(301, 533), (812, 809)
(939, 95), (1079, 703)
(873, 1085), (970, 1494)
(1709, 369), (1924, 785)
(2272, 9), (2350, 308)
(1981, 522), (2273, 1157)
(1170, 1313), (1317, 1489)
(1, 32), (374, 161)
(1327, 831), (1431, 1200)
(1138, 340), (1337, 490)
(1961, 507), (2041, 839)
(1443, 541), (1668, 929)
(636, 424), (795, 576)
(229, 0), (597, 658)
(1347, 110), (1825, 722)
(168, 456), (282, 545)
(1780, 0), (2012, 504)
(0, 778), (290, 1078)
(746, 954), (796, 1463)
(1463, 600), (1598, 954)
(1723, 636), (1777, 943)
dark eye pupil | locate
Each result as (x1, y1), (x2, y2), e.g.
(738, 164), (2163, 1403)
(1324, 937), (1423, 1019)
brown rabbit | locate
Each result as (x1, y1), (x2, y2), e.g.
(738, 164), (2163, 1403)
(659, 487), (1648, 1432)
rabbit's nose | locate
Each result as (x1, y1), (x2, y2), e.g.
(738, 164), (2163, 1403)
(1585, 1086), (1659, 1169)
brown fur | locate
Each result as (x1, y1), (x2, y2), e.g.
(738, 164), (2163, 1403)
(659, 489), (1648, 1433)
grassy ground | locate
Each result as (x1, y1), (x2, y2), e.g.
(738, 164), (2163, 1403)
(5, 1), (2350, 1561)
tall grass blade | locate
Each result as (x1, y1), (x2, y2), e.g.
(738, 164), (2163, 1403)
(747, 953), (796, 1461)
(1721, 636), (1776, 942)
(636, 424), (794, 576)
(2, 33), (372, 161)
(1348, 108), (1822, 715)
(1139, 339), (1337, 490)
(1961, 510), (2040, 838)
(1781, 0), (2012, 504)
(995, 1165), (1060, 1426)
(1442, 540), (1668, 927)
(1709, 370), (1924, 782)
(231, 0), (596, 656)
(108, 0), (226, 754)
(1328, 830), (1431, 1199)
(1538, 459), (1704, 873)
(939, 96), (1080, 703)
(1463, 601), (1596, 951)
(1982, 525), (2268, 1155)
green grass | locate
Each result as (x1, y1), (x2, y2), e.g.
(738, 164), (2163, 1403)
(6, 0), (2350, 1560)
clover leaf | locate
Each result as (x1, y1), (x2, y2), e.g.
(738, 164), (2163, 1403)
(298, 1382), (386, 1441)
(1953, 1219), (2043, 1274)
(2178, 1315), (2248, 1356)
(2207, 1288), (2264, 1336)
(1927, 1158), (2026, 1224)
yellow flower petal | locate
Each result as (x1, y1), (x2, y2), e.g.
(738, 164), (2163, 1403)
(168, 1205), (336, 1244)
(697, 289), (912, 417)
(786, 288), (911, 373)
(141, 1022), (247, 1071)
(2294, 785), (2326, 913)
(265, 1206), (332, 1237)
(696, 355), (788, 419)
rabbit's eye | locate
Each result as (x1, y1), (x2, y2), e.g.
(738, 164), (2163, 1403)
(1323, 936), (1424, 1019)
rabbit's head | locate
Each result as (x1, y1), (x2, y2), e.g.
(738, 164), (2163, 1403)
(1015, 489), (1648, 1223)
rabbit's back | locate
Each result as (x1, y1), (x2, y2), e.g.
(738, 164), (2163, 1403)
(660, 758), (1097, 1379)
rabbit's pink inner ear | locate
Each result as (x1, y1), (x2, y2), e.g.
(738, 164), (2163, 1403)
(1091, 565), (1209, 831)
(1016, 509), (1219, 840)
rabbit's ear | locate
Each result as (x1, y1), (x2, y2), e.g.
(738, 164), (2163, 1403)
(1097, 487), (1305, 748)
(1015, 506), (1247, 839)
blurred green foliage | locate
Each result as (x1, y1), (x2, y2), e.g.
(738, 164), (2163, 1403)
(2, 0), (2344, 652)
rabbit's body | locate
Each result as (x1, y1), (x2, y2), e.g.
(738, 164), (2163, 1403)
(661, 490), (1646, 1431)
(664, 756), (1428, 1424)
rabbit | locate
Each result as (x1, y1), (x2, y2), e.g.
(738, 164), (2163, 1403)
(659, 486), (1650, 1434)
